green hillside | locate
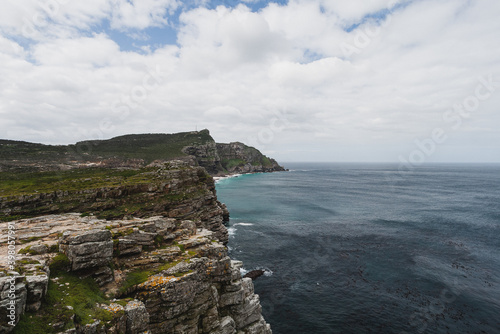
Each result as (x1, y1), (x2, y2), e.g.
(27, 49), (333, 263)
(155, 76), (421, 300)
(0, 130), (213, 171)
(73, 130), (213, 162)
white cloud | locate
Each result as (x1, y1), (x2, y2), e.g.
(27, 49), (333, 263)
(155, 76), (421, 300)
(110, 0), (180, 30)
(0, 0), (499, 162)
(0, 0), (179, 41)
(31, 34), (121, 66)
(318, 0), (404, 24)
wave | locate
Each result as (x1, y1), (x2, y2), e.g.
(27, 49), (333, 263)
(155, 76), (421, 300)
(233, 222), (254, 226)
(227, 227), (237, 236)
(214, 174), (243, 184)
(240, 267), (273, 277)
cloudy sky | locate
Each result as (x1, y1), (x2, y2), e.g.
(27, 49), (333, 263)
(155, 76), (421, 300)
(1, 0), (499, 163)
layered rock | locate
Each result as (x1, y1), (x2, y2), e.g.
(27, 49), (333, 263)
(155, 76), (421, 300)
(0, 161), (229, 244)
(216, 143), (285, 174)
(0, 215), (271, 334)
(182, 139), (224, 175)
(0, 162), (272, 334)
(0, 130), (286, 177)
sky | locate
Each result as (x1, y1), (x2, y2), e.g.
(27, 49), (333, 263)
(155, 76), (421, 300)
(1, 0), (499, 163)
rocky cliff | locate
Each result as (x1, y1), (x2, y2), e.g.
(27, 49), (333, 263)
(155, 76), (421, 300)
(0, 130), (285, 176)
(0, 163), (272, 334)
(215, 143), (285, 175)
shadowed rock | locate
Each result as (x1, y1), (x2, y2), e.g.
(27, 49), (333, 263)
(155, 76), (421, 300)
(244, 270), (265, 281)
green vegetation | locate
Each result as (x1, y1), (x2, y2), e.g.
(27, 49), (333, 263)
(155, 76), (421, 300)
(115, 298), (132, 307)
(14, 253), (110, 333)
(48, 244), (59, 253)
(0, 140), (68, 169)
(154, 235), (164, 247)
(0, 131), (214, 172)
(111, 228), (134, 239)
(119, 260), (183, 295)
(18, 246), (36, 255)
(221, 159), (246, 170)
(173, 242), (186, 253)
(120, 270), (152, 293)
(17, 259), (40, 265)
(0, 164), (210, 222)
(0, 167), (150, 198)
(49, 253), (70, 271)
(19, 236), (43, 244)
(74, 130), (213, 163)
(261, 156), (273, 167)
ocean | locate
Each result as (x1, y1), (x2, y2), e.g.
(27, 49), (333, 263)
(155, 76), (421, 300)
(215, 163), (500, 334)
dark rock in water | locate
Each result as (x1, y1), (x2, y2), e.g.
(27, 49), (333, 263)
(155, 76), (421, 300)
(244, 270), (265, 280)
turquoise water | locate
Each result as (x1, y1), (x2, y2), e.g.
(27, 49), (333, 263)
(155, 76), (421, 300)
(215, 163), (500, 334)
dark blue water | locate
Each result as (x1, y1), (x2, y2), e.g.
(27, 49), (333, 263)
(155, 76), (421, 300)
(215, 163), (500, 334)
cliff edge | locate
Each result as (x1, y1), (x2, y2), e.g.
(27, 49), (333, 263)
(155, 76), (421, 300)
(0, 130), (286, 176)
(0, 162), (272, 334)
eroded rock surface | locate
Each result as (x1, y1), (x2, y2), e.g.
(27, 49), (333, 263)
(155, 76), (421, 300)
(0, 215), (271, 334)
(0, 163), (272, 334)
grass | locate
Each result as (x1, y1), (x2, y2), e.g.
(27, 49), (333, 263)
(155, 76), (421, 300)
(0, 164), (213, 222)
(19, 237), (43, 244)
(119, 260), (183, 295)
(221, 159), (246, 170)
(0, 168), (152, 198)
(48, 244), (59, 253)
(74, 130), (213, 163)
(14, 253), (111, 333)
(18, 246), (36, 255)
(119, 270), (153, 294)
(0, 131), (214, 172)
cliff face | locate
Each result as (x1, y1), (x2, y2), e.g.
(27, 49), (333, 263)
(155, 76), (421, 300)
(182, 140), (224, 175)
(0, 161), (228, 242)
(215, 143), (285, 175)
(0, 163), (272, 334)
(0, 130), (285, 177)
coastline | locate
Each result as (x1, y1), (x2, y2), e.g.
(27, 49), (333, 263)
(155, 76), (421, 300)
(214, 169), (289, 184)
(213, 173), (244, 183)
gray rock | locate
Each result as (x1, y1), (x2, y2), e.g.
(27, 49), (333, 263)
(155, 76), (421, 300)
(125, 300), (150, 334)
(218, 316), (236, 334)
(0, 276), (27, 331)
(118, 239), (142, 256)
(230, 295), (263, 330)
(219, 289), (245, 307)
(152, 218), (176, 232)
(28, 244), (48, 255)
(61, 328), (77, 334)
(65, 240), (114, 271)
(224, 281), (242, 293)
(241, 278), (254, 298)
(202, 306), (220, 333)
(25, 275), (49, 312)
(123, 230), (156, 246)
(238, 317), (272, 334)
(79, 320), (105, 334)
(60, 229), (113, 271)
(61, 229), (111, 245)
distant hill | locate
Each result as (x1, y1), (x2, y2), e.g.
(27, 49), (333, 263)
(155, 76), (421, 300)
(0, 129), (285, 175)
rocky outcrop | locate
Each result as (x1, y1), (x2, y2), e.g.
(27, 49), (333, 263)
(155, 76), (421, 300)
(216, 143), (285, 175)
(0, 161), (229, 244)
(0, 130), (286, 177)
(0, 215), (271, 334)
(182, 136), (224, 175)
(243, 270), (265, 281)
(0, 162), (271, 333)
